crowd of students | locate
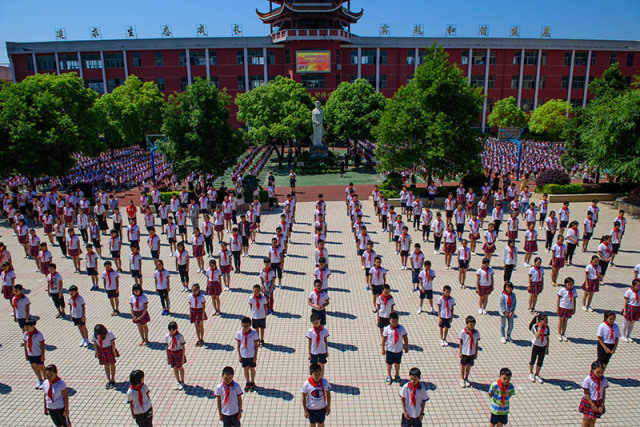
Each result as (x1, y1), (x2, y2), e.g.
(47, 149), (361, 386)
(481, 138), (566, 176)
(2, 172), (638, 427)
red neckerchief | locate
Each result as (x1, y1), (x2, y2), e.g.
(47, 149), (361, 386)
(204, 222), (208, 233)
(129, 384), (144, 407)
(614, 229), (620, 241)
(232, 234), (239, 246)
(590, 373), (602, 400)
(502, 291), (512, 310)
(105, 269), (112, 288)
(313, 325), (323, 347)
(497, 379), (507, 405)
(170, 333), (177, 352)
(443, 295), (451, 317)
(381, 293), (391, 309)
(605, 322), (614, 341)
(135, 295), (141, 310)
(71, 294), (79, 310)
(254, 294), (262, 311)
(391, 324), (399, 343)
(376, 266), (381, 281)
(632, 287), (640, 302)
(47, 376), (61, 401)
(366, 250), (373, 264)
(308, 377), (326, 402)
(314, 288), (323, 306)
(536, 323), (547, 343)
(462, 247), (468, 261)
(465, 327), (475, 351)
(402, 234), (407, 246)
(408, 382), (420, 406)
(242, 329), (251, 349)
(223, 382), (232, 405)
(26, 328), (38, 353)
(509, 246), (515, 260)
(12, 294), (21, 309)
(319, 267), (325, 283)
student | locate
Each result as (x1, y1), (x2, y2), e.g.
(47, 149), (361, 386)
(129, 245), (143, 287)
(166, 321), (187, 391)
(476, 258), (495, 315)
(189, 284), (207, 347)
(175, 241), (190, 292)
(499, 282), (516, 344)
(431, 212), (444, 255)
(417, 260), (436, 314)
(249, 284), (268, 345)
(68, 285), (89, 347)
(477, 196), (488, 229)
(468, 213), (481, 255)
(314, 258), (331, 292)
(260, 258), (276, 314)
(102, 261), (120, 316)
(127, 370), (153, 427)
(523, 222), (538, 267)
(91, 324), (118, 389)
(442, 223), (457, 269)
(399, 227), (413, 270)
(302, 363), (331, 427)
(502, 239), (517, 284)
(583, 255), (602, 312)
(421, 206), (433, 242)
(127, 219), (141, 250)
(393, 215), (405, 253)
(85, 244), (100, 290)
(108, 229), (123, 272)
(399, 367), (430, 427)
(215, 366), (243, 427)
(565, 220), (579, 265)
(491, 202), (503, 234)
(596, 235), (612, 284)
(147, 227), (161, 263)
(47, 263), (66, 319)
(609, 221), (622, 266)
(505, 211), (519, 241)
(488, 367), (515, 427)
(228, 227), (242, 273)
(583, 211), (595, 252)
(238, 214), (251, 256)
(380, 198), (390, 231)
(369, 256), (387, 313)
(549, 235), (566, 286)
(557, 277), (577, 342)
(24, 319), (46, 389)
(130, 284), (150, 346)
(12, 284), (31, 331)
(309, 279), (330, 326)
(202, 214), (215, 256)
(558, 201), (571, 236)
(483, 223), (497, 261)
(528, 313), (549, 384)
(315, 240), (329, 268)
(578, 361), (608, 427)
(219, 241), (235, 291)
(538, 194), (548, 229)
(444, 193), (455, 226)
(205, 259), (222, 316)
(307, 313), (330, 376)
(437, 285), (455, 347)
(409, 244), (425, 292)
(236, 316), (260, 392)
(165, 216), (178, 254)
(381, 312), (409, 385)
(376, 284), (395, 338)
(621, 279), (640, 342)
(458, 316), (480, 388)
(596, 311), (620, 369)
(1, 261), (15, 302)
(544, 211), (557, 252)
(43, 364), (70, 427)
(67, 228), (82, 272)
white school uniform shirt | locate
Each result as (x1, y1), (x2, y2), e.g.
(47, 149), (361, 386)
(507, 216), (519, 232)
(437, 295), (456, 319)
(102, 269), (119, 290)
(12, 295), (30, 318)
(399, 190), (408, 203)
(611, 228), (622, 244)
(306, 326), (330, 355)
(357, 232), (371, 250)
(418, 269), (435, 290)
(77, 214), (88, 229)
(164, 223), (177, 238)
(67, 235), (80, 250)
(399, 382), (429, 419)
(585, 263), (601, 280)
(158, 205), (169, 219)
(525, 208), (536, 223)
(624, 288), (640, 306)
(597, 243), (612, 261)
(524, 229), (537, 243)
(476, 266), (494, 287)
(443, 230), (457, 244)
(314, 247), (329, 265)
(68, 294), (85, 318)
(531, 323), (550, 347)
(503, 246), (518, 266)
(551, 244), (566, 260)
(314, 267), (331, 290)
(215, 381), (243, 415)
(268, 247), (282, 264)
(458, 246), (471, 262)
(558, 287), (577, 309)
(363, 250), (377, 269)
(583, 218), (595, 234)
(165, 332), (186, 352)
(539, 199), (548, 213)
(393, 220), (405, 236)
(468, 218), (480, 235)
(376, 294), (395, 318)
(520, 191), (531, 203)
(91, 329), (116, 348)
(399, 233), (412, 251)
(2, 270), (16, 288)
(249, 294), (268, 319)
(148, 235), (161, 251)
(412, 200), (422, 215)
(175, 211), (187, 226)
(260, 268), (276, 286)
(205, 268), (222, 284)
(454, 209), (466, 224)
(587, 205), (599, 222)
(23, 330), (45, 356)
(301, 378), (331, 410)
(39, 250), (52, 264)
(235, 328), (259, 358)
(47, 272), (63, 294)
(491, 207), (503, 221)
(369, 266), (387, 286)
(383, 324), (407, 353)
(188, 293), (206, 309)
(458, 328), (480, 356)
(484, 230), (496, 245)
(431, 218), (444, 234)
(582, 375), (608, 401)
(127, 383), (152, 415)
(409, 250), (425, 269)
(493, 192), (503, 204)
(144, 213), (154, 228)
(130, 253), (142, 271)
(154, 269), (170, 290)
(635, 264), (640, 279)
(615, 215), (626, 233)
(191, 234), (205, 249)
(380, 202), (390, 216)
(175, 249), (189, 266)
(558, 207), (570, 222)
(566, 227), (579, 244)
(528, 265), (544, 282)
(44, 378), (68, 410)
(151, 190), (161, 204)
(420, 209), (433, 226)
(127, 224), (140, 242)
(130, 294), (148, 311)
(596, 322), (621, 344)
(202, 221), (213, 237)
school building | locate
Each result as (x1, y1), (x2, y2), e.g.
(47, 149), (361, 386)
(5, 1), (640, 128)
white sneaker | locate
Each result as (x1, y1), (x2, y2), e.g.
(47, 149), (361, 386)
(562, 335), (568, 342)
(440, 340), (445, 347)
(443, 340), (449, 347)
(460, 380), (466, 388)
(629, 338), (634, 343)
(174, 383), (181, 390)
(224, 286), (230, 291)
(582, 306), (588, 311)
(621, 336), (629, 342)
(361, 266), (365, 270)
(478, 308), (483, 314)
(37, 380), (44, 390)
(277, 284), (282, 289)
(434, 250), (438, 255)
(471, 252), (475, 255)
(83, 340), (89, 347)
(79, 340), (85, 347)
(588, 306), (594, 312)
(464, 379), (470, 388)
(529, 374), (535, 382)
(417, 307), (422, 314)
(523, 263), (530, 267)
(558, 335), (563, 342)
(482, 309), (487, 315)
(501, 337), (507, 344)
(535, 375), (543, 384)
(177, 382), (184, 391)
(431, 307), (436, 315)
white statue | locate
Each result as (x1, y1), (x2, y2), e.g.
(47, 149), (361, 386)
(312, 101), (325, 146)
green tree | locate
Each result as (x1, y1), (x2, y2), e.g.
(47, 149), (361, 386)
(161, 78), (244, 179)
(588, 63), (626, 98)
(324, 79), (387, 143)
(0, 73), (101, 179)
(95, 75), (165, 149)
(487, 96), (527, 129)
(373, 44), (483, 175)
(235, 75), (314, 167)
(528, 99), (572, 140)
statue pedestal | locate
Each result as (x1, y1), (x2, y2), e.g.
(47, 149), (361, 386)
(309, 145), (329, 159)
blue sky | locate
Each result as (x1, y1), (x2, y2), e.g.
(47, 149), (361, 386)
(1, 0), (639, 64)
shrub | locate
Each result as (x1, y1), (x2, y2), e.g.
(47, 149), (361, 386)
(537, 184), (585, 194)
(535, 169), (571, 188)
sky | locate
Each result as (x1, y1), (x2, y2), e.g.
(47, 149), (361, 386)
(1, 0), (639, 64)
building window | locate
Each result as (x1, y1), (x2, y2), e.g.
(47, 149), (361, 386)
(181, 77), (188, 91)
(627, 53), (635, 67)
(179, 51), (186, 67)
(539, 76), (546, 89)
(190, 50), (206, 66)
(524, 51), (538, 65)
(522, 75), (535, 89)
(59, 54), (79, 70)
(238, 76), (246, 91)
(380, 75), (387, 89)
(26, 56), (34, 71)
(157, 77), (165, 92)
(574, 52), (588, 66)
(541, 52), (548, 66)
(361, 50), (376, 65)
(590, 52), (597, 66)
(470, 75), (484, 87)
(237, 50), (245, 65)
(472, 51), (486, 65)
(301, 73), (326, 89)
(85, 79), (104, 94)
(132, 52), (141, 67)
(247, 49), (264, 65)
(155, 52), (163, 67)
(572, 76), (585, 89)
(104, 53), (124, 68)
(563, 52), (572, 66)
(489, 51), (496, 65)
(267, 50), (275, 65)
(561, 76), (569, 89)
(350, 50), (358, 65)
(249, 75), (264, 89)
(336, 50), (341, 65)
(610, 53), (617, 65)
(521, 99), (533, 112)
(511, 76), (519, 90)
(82, 54), (102, 69)
(107, 78), (124, 92)
(210, 76), (219, 89)
(486, 99), (494, 112)
(406, 74), (414, 85)
(379, 50), (387, 65)
(461, 50), (469, 65)
(408, 50), (416, 65)
(209, 50), (217, 66)
(285, 50), (290, 65)
(513, 51), (521, 65)
(625, 76), (631, 86)
(37, 55), (56, 71)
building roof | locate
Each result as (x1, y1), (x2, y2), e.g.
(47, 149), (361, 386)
(256, 2), (363, 22)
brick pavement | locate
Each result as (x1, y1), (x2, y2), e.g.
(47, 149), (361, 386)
(0, 198), (638, 426)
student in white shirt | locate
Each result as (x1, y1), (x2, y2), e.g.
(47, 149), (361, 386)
(302, 363), (331, 425)
(596, 311), (620, 368)
(437, 286), (456, 346)
(130, 284), (150, 346)
(43, 365), (70, 427)
(398, 367), (430, 425)
(476, 258), (495, 315)
(583, 255), (603, 312)
(557, 277), (577, 342)
(528, 314), (550, 384)
(236, 317), (260, 392)
(578, 361), (608, 423)
(307, 313), (330, 376)
(382, 312), (409, 385)
(127, 370), (153, 426)
(621, 279), (640, 342)
(502, 239), (518, 284)
(249, 284), (269, 344)
(565, 221), (580, 266)
(458, 316), (480, 388)
(457, 240), (471, 289)
(215, 366), (244, 425)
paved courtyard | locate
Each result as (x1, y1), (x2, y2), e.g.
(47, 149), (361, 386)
(1, 198), (639, 426)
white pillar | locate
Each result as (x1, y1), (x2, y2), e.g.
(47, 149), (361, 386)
(54, 52), (60, 75)
(583, 50), (592, 108)
(243, 48), (249, 93)
(533, 48), (542, 110)
(467, 48), (473, 85)
(414, 47), (418, 73)
(357, 47), (361, 79)
(481, 48), (490, 133)
(517, 48), (525, 108)
(263, 47), (268, 85)
(566, 50), (575, 116)
(99, 51), (107, 94)
(123, 50), (128, 77)
(77, 52), (83, 79)
(186, 49), (192, 86)
(205, 49), (211, 80)
(375, 47), (380, 91)
(32, 53), (38, 74)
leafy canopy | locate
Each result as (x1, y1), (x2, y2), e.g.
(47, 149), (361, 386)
(487, 96), (527, 129)
(528, 99), (572, 141)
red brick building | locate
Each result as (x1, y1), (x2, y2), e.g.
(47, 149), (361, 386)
(6, 0), (640, 129)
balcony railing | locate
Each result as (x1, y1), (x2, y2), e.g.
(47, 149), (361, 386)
(271, 29), (353, 43)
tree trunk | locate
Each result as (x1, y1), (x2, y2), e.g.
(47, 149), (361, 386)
(595, 167), (600, 184)
(272, 142), (283, 169)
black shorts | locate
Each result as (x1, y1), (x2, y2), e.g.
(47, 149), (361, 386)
(439, 318), (451, 329)
(252, 318), (266, 329)
(92, 239), (101, 248)
(445, 210), (453, 218)
(28, 354), (44, 365)
(48, 407), (71, 426)
(460, 355), (475, 366)
(131, 270), (141, 278)
(178, 225), (187, 234)
(72, 317), (85, 326)
(583, 232), (593, 240)
(307, 408), (326, 425)
(419, 289), (433, 300)
(106, 290), (119, 299)
(560, 220), (568, 228)
(400, 250), (409, 257)
(371, 285), (383, 296)
(151, 250), (159, 259)
(222, 413), (240, 427)
(357, 249), (364, 256)
(87, 267), (98, 277)
(490, 414), (508, 426)
(378, 317), (390, 329)
(241, 357), (256, 368)
(50, 293), (65, 308)
(458, 260), (469, 269)
(612, 243), (620, 254)
(386, 350), (403, 365)
(111, 251), (120, 259)
(17, 318), (26, 329)
(241, 236), (249, 247)
(168, 237), (176, 244)
(310, 353), (327, 364)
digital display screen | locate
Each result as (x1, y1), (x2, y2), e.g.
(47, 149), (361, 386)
(296, 51), (331, 73)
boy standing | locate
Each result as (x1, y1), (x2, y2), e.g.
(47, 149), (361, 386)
(417, 261), (436, 315)
(368, 256), (387, 313)
(24, 319), (46, 389)
(102, 261), (120, 316)
(127, 370), (153, 426)
(488, 368), (515, 427)
(459, 316), (481, 388)
(235, 317), (259, 392)
(12, 284), (30, 331)
(249, 284), (268, 345)
(437, 286), (456, 347)
(308, 279), (330, 326)
(68, 285), (89, 347)
(306, 313), (330, 375)
(399, 367), (430, 427)
(85, 244), (99, 290)
(382, 312), (409, 385)
(302, 363), (332, 427)
(47, 264), (66, 319)
(215, 366), (243, 427)
(376, 284), (395, 338)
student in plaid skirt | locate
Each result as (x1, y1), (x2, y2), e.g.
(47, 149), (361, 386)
(621, 279), (640, 342)
(557, 277), (577, 342)
(582, 256), (602, 312)
(578, 361), (607, 426)
(527, 257), (544, 313)
(165, 321), (187, 391)
(189, 284), (207, 347)
(549, 235), (566, 287)
(130, 285), (150, 346)
(91, 324), (118, 389)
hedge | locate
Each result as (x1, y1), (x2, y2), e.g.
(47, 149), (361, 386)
(535, 184), (585, 194)
(147, 190), (268, 205)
